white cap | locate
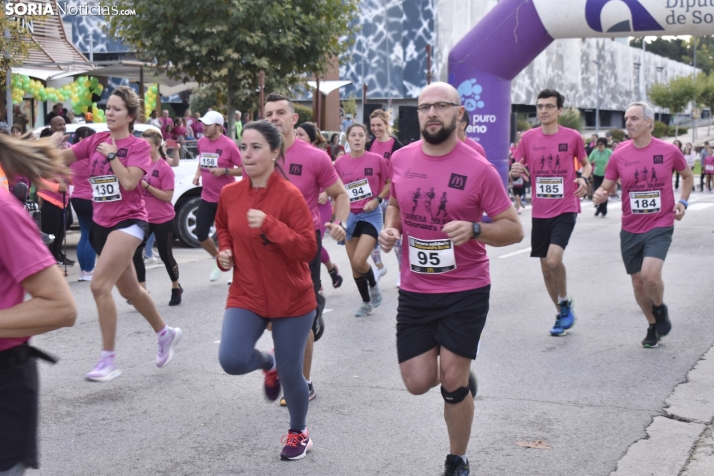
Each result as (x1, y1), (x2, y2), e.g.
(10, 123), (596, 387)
(199, 111), (225, 126)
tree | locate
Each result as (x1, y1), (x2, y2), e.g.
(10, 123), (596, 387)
(649, 76), (696, 137)
(630, 37), (714, 75)
(0, 13), (41, 113)
(697, 73), (714, 136)
(108, 0), (358, 139)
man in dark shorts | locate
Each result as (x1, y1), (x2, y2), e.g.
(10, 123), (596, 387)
(380, 82), (523, 476)
(510, 89), (592, 336)
(593, 102), (693, 347)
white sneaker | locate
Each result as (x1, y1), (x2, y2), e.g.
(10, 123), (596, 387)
(85, 356), (122, 382)
(372, 265), (388, 282)
(396, 274), (401, 289)
(210, 263), (221, 282)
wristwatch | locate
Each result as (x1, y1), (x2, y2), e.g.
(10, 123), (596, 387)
(106, 152), (117, 161)
(376, 197), (383, 204)
(471, 222), (481, 239)
(334, 221), (347, 231)
(224, 168), (229, 176)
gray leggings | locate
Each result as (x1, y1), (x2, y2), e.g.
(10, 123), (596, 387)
(218, 308), (315, 430)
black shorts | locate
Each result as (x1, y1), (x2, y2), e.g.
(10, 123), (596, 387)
(90, 219), (149, 256)
(352, 221), (378, 240)
(530, 212), (577, 258)
(620, 226), (673, 275)
(196, 199), (218, 242)
(396, 286), (490, 363)
(513, 186), (526, 198)
(0, 345), (39, 471)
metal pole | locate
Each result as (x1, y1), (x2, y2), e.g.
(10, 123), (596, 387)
(138, 67), (145, 122)
(426, 45), (432, 85)
(89, 33), (93, 62)
(594, 61), (601, 136)
(5, 3), (12, 127)
(385, 2), (391, 112)
(259, 70), (264, 120)
(692, 38), (697, 141)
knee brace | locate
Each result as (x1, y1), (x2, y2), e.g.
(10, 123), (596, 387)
(441, 385), (470, 404)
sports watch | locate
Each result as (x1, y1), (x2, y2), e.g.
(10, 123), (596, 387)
(471, 222), (481, 239)
(334, 221), (347, 232)
(106, 152), (117, 161)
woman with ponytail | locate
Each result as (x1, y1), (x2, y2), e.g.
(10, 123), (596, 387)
(131, 129), (183, 306)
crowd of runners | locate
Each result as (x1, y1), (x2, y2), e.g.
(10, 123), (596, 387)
(0, 80), (700, 476)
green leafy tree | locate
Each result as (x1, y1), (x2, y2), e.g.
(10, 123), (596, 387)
(558, 108), (583, 131)
(108, 0), (358, 139)
(0, 13), (41, 109)
(648, 76), (696, 137)
(696, 73), (714, 136)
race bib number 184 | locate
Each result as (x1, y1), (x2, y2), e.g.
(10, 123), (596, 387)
(408, 237), (456, 274)
(629, 190), (661, 214)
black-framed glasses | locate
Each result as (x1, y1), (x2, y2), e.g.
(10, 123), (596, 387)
(536, 104), (558, 110)
(416, 102), (460, 113)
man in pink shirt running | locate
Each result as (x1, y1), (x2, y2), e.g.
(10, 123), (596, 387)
(379, 82), (524, 476)
(510, 89), (592, 337)
(457, 112), (486, 158)
(593, 102), (693, 348)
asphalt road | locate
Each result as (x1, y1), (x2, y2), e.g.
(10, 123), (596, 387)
(30, 191), (714, 476)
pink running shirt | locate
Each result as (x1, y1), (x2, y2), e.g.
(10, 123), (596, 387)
(605, 138), (687, 234)
(70, 158), (93, 200)
(464, 137), (487, 158)
(197, 134), (242, 203)
(390, 140), (513, 293)
(0, 189), (58, 351)
(704, 156), (714, 174)
(283, 138), (340, 230)
(334, 151), (389, 214)
(71, 132), (151, 228)
(514, 126), (587, 219)
(370, 138), (395, 160)
(142, 158), (176, 224)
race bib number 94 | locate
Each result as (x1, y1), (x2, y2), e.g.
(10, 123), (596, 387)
(629, 190), (661, 214)
(200, 153), (219, 168)
(89, 175), (122, 202)
(408, 237), (456, 274)
(345, 178), (373, 202)
(536, 177), (563, 198)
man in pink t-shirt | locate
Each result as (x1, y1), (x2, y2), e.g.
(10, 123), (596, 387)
(457, 112), (487, 158)
(379, 82), (523, 475)
(264, 93), (350, 403)
(510, 89), (592, 337)
(191, 111), (242, 282)
(593, 102), (693, 348)
(159, 110), (174, 137)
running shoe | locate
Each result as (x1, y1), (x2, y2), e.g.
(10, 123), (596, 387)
(156, 327), (182, 368)
(355, 302), (373, 317)
(57, 255), (75, 267)
(549, 314), (566, 336)
(279, 381), (316, 407)
(78, 270), (94, 282)
(442, 454), (470, 476)
(372, 264), (388, 281)
(312, 308), (325, 342)
(227, 277), (233, 285)
(263, 358), (281, 401)
(468, 370), (478, 398)
(558, 297), (576, 330)
(280, 429), (313, 460)
(168, 285), (183, 306)
(653, 303), (671, 338)
(209, 262), (221, 282)
(370, 284), (382, 308)
(85, 355), (121, 382)
(328, 264), (343, 288)
(396, 274), (401, 289)
(642, 324), (659, 348)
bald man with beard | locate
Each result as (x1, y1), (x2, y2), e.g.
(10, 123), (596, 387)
(379, 82), (524, 476)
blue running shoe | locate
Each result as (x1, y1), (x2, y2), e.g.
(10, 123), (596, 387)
(550, 314), (566, 336)
(559, 297), (576, 330)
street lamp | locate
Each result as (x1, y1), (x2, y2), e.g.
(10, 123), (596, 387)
(633, 62), (641, 102)
(656, 66), (664, 122)
(594, 60), (601, 136)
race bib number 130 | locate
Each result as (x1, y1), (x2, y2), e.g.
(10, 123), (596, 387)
(408, 237), (456, 274)
(89, 175), (122, 202)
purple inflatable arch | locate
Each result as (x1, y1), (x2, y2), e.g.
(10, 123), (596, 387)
(448, 0), (554, 185)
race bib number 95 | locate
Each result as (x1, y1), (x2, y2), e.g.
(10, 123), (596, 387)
(536, 177), (563, 199)
(89, 175), (122, 202)
(629, 190), (661, 214)
(408, 237), (456, 274)
(200, 153), (219, 168)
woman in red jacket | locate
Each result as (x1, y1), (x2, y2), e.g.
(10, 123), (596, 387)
(215, 120), (317, 462)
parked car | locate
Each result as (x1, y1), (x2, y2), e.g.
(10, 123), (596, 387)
(32, 122), (237, 247)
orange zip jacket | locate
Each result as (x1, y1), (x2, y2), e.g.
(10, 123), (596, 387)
(216, 170), (318, 318)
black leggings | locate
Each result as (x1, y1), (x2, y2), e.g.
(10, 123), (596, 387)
(132, 220), (179, 284)
(592, 175), (607, 215)
(40, 200), (65, 259)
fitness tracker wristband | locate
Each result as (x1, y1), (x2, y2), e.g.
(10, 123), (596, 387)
(678, 199), (688, 210)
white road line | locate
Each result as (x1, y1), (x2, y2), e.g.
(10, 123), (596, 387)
(498, 247), (532, 259)
(688, 203), (714, 211)
(214, 340), (220, 344)
(323, 309), (334, 314)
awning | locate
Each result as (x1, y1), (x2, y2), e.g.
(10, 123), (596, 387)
(307, 80), (353, 95)
(10, 67), (67, 81)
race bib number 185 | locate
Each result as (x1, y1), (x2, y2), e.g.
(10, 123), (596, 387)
(408, 237), (456, 274)
(536, 176), (563, 199)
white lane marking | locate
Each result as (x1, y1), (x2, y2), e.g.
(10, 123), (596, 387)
(214, 340), (220, 344)
(688, 203), (714, 211)
(499, 247), (532, 259)
(323, 309), (334, 314)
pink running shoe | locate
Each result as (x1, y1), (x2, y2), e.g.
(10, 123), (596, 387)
(85, 355), (121, 382)
(280, 428), (313, 460)
(156, 327), (182, 368)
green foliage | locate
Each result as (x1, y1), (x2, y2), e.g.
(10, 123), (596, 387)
(0, 14), (41, 92)
(608, 129), (626, 142)
(558, 108), (583, 131)
(107, 0), (359, 142)
(668, 125), (688, 137)
(652, 121), (668, 138)
(516, 114), (531, 132)
(294, 104), (313, 124)
(189, 86), (224, 117)
(343, 93), (357, 118)
(631, 37), (714, 75)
